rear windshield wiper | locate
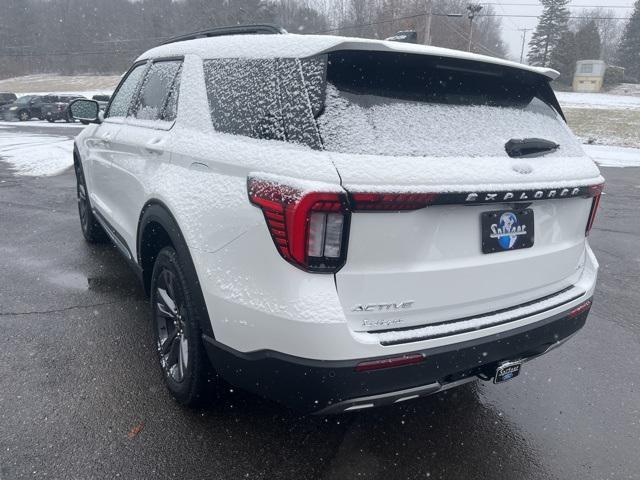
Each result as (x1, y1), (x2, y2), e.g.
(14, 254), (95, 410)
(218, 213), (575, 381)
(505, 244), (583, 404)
(505, 138), (560, 158)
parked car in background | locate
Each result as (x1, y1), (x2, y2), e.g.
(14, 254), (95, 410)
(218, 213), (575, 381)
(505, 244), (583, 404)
(92, 94), (111, 111)
(43, 95), (85, 122)
(0, 92), (17, 107)
(1, 95), (36, 120)
(0, 94), (50, 121)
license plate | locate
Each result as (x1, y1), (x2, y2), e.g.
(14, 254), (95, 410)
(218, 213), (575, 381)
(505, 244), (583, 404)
(494, 361), (522, 384)
(481, 209), (534, 254)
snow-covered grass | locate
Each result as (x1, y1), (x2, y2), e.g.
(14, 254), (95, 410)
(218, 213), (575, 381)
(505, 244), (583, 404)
(0, 74), (119, 94)
(583, 144), (640, 168)
(0, 129), (73, 176)
(557, 90), (640, 152)
(557, 91), (640, 110)
(565, 108), (640, 149)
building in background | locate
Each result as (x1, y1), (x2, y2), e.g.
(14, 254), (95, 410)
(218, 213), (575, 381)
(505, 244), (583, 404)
(573, 60), (607, 92)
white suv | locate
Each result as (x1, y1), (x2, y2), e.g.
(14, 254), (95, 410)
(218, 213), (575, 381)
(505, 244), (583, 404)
(70, 25), (603, 414)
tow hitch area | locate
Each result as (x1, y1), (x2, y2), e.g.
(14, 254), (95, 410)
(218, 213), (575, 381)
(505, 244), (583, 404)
(494, 361), (523, 384)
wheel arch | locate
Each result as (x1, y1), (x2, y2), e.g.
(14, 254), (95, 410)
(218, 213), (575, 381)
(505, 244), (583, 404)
(137, 200), (214, 338)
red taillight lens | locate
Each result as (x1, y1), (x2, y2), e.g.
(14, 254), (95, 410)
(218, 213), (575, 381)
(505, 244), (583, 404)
(584, 189), (602, 235)
(350, 192), (438, 211)
(568, 299), (592, 318)
(355, 354), (425, 372)
(248, 176), (350, 272)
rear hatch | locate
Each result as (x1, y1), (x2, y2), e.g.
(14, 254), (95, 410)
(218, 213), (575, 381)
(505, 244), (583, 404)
(315, 51), (603, 333)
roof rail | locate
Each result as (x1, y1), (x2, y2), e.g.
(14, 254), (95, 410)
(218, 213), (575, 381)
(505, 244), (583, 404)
(160, 24), (286, 46)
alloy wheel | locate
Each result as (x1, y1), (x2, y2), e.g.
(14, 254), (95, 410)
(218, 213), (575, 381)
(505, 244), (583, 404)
(77, 178), (89, 232)
(155, 268), (189, 383)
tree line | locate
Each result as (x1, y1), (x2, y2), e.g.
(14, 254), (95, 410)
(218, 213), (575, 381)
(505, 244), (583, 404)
(527, 0), (640, 84)
(0, 0), (505, 78)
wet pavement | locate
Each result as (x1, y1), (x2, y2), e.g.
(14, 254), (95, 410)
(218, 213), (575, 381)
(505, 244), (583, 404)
(0, 127), (639, 479)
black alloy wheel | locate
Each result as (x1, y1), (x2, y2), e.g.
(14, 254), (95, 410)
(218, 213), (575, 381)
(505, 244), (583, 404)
(151, 247), (209, 406)
(74, 161), (106, 243)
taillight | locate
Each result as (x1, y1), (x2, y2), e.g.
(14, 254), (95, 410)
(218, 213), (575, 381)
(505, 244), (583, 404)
(350, 192), (438, 211)
(585, 183), (604, 236)
(248, 176), (350, 272)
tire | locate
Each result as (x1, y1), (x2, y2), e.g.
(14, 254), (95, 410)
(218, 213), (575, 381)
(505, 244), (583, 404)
(151, 247), (210, 406)
(74, 160), (107, 243)
(47, 118), (54, 123)
(18, 110), (30, 121)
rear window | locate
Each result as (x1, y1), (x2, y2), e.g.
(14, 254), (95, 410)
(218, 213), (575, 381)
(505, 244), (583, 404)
(317, 51), (582, 157)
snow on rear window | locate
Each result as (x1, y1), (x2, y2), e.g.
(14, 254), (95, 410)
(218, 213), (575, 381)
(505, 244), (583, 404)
(317, 84), (582, 157)
(316, 50), (582, 158)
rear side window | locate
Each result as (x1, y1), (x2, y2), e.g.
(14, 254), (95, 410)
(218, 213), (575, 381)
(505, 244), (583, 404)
(203, 58), (321, 148)
(107, 63), (147, 118)
(132, 60), (182, 122)
(204, 59), (284, 141)
(316, 51), (582, 158)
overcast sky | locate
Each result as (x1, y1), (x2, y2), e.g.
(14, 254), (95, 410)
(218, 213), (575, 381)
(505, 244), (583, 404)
(493, 0), (636, 61)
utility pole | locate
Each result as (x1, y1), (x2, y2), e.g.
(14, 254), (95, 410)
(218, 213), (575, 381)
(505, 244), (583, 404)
(424, 0), (433, 45)
(466, 3), (483, 52)
(518, 28), (531, 63)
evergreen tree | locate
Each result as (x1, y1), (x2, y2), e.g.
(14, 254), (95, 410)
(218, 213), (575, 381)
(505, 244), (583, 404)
(549, 30), (577, 85)
(575, 20), (602, 60)
(527, 0), (570, 67)
(617, 0), (640, 79)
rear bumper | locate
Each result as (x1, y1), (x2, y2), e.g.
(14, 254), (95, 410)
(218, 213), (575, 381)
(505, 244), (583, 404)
(203, 299), (591, 414)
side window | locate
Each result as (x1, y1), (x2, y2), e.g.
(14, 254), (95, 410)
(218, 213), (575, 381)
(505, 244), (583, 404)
(107, 63), (147, 118)
(203, 58), (321, 149)
(203, 58), (285, 141)
(132, 61), (182, 122)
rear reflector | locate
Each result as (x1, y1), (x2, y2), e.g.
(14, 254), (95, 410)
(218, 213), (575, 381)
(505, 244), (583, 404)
(568, 299), (592, 318)
(248, 176), (350, 273)
(355, 353), (425, 372)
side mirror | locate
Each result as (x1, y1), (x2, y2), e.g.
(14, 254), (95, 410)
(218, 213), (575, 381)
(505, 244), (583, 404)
(69, 99), (101, 124)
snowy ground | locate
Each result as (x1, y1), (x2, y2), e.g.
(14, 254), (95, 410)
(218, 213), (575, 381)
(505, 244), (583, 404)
(556, 91), (640, 110)
(558, 89), (640, 157)
(0, 120), (81, 129)
(0, 126), (74, 176)
(582, 144), (640, 168)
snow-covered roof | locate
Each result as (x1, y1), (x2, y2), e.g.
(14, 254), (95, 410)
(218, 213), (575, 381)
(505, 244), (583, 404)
(137, 33), (560, 80)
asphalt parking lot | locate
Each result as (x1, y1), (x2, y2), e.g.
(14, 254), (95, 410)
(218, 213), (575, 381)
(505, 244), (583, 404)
(1, 124), (639, 480)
